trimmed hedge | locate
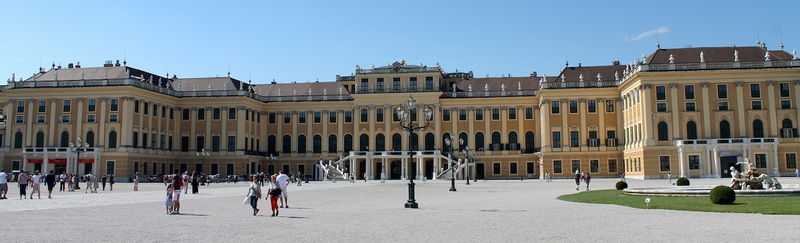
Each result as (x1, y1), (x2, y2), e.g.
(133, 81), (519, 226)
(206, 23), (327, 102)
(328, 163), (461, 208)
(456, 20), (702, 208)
(615, 181), (628, 190)
(709, 186), (736, 204)
(676, 177), (690, 186)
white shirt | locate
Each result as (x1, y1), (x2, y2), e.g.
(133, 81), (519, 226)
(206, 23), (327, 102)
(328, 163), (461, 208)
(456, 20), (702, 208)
(276, 174), (290, 188)
(0, 172), (8, 183)
(32, 175), (41, 184)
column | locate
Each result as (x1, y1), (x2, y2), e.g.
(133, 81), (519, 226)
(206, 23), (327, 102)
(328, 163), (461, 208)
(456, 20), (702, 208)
(712, 147), (720, 178)
(578, 99), (587, 150)
(771, 145), (780, 176)
(221, 107), (228, 152)
(467, 107), (475, 150)
(669, 84), (680, 139)
(539, 100), (550, 150)
(205, 107), (212, 151)
(353, 106), (360, 151)
(3, 101), (12, 147)
(237, 107), (246, 151)
(766, 81), (779, 137)
(560, 100), (568, 149)
(275, 112), (282, 154)
(640, 86), (654, 145)
(48, 99), (57, 146)
(434, 104), (441, 150)
(322, 110), (329, 155)
(598, 99), (606, 149)
(700, 83), (712, 138)
(735, 82), (746, 136)
(98, 98), (107, 147)
(678, 147), (685, 178)
(120, 97), (133, 147)
(291, 111), (298, 153)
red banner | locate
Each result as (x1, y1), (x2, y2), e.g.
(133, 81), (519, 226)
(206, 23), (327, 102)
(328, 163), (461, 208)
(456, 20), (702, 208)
(78, 159), (94, 163)
(27, 159), (44, 164)
(51, 159), (68, 164)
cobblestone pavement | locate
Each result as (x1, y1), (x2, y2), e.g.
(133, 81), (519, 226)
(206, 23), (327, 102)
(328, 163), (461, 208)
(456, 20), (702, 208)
(1, 177), (799, 242)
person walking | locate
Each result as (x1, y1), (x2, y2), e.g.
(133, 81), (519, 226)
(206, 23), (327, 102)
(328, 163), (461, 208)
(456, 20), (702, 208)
(84, 173), (93, 193)
(17, 171), (30, 199)
(667, 172), (673, 185)
(58, 173), (66, 192)
(573, 170), (581, 191)
(795, 168), (799, 178)
(619, 172), (626, 182)
(101, 175), (107, 191)
(0, 169), (9, 199)
(133, 172), (139, 191)
(165, 184), (173, 215)
(170, 169), (183, 215)
(267, 175), (281, 217)
(191, 172), (199, 194)
(109, 174), (115, 191)
(30, 171), (42, 199)
(582, 172), (591, 191)
(67, 174), (74, 192)
(276, 171), (290, 208)
(247, 175), (262, 216)
(182, 172), (189, 194)
(45, 170), (56, 199)
(92, 174), (99, 193)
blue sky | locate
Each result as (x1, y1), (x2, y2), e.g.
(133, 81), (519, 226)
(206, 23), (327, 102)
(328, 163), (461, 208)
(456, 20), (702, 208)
(1, 0), (797, 84)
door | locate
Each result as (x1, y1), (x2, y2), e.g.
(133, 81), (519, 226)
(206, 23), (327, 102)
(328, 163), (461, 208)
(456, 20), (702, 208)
(425, 160), (433, 179)
(375, 162), (383, 179)
(359, 161), (366, 179)
(476, 163), (486, 179)
(720, 156), (739, 178)
(390, 160), (401, 179)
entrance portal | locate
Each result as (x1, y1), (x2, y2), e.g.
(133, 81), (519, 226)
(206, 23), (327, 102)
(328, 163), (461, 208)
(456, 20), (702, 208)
(359, 161), (366, 180)
(720, 156), (739, 178)
(476, 163), (486, 179)
(390, 160), (401, 179)
(424, 160), (433, 179)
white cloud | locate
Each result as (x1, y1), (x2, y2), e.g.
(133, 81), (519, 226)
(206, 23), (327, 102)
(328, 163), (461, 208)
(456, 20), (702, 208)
(626, 27), (670, 41)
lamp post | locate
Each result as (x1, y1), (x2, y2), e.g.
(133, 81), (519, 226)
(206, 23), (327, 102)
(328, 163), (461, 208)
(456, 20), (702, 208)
(444, 136), (457, 192)
(196, 148), (209, 175)
(395, 96), (433, 209)
(69, 137), (90, 191)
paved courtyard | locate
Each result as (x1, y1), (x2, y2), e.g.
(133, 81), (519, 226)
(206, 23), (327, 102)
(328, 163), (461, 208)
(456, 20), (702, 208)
(1, 177), (799, 242)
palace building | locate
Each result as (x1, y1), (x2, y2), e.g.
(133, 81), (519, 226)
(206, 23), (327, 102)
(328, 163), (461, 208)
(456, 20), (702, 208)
(0, 45), (798, 180)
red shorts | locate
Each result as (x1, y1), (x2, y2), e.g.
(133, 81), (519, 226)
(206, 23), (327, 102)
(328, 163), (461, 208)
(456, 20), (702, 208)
(270, 196), (279, 209)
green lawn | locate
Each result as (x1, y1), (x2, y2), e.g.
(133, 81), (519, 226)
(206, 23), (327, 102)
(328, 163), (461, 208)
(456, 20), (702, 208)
(557, 189), (800, 215)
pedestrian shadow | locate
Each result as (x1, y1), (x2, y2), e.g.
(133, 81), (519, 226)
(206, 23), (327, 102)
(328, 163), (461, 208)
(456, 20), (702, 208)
(284, 207), (312, 210)
(279, 216), (308, 219)
(172, 213), (208, 217)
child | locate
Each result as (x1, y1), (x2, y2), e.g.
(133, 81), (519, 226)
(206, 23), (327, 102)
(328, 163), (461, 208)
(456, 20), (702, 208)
(165, 185), (173, 214)
(268, 184), (282, 217)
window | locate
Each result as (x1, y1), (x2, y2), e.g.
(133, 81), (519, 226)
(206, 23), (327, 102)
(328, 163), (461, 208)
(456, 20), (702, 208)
(179, 136), (188, 152)
(36, 115), (45, 123)
(329, 112), (337, 123)
(161, 106), (166, 118)
(605, 100), (614, 112)
(475, 132), (485, 151)
(781, 100), (792, 109)
(13, 132), (23, 148)
(608, 159), (617, 172)
(685, 102), (696, 112)
(212, 136), (220, 152)
(134, 100), (139, 113)
(570, 131), (579, 147)
(360, 109), (368, 122)
(87, 114), (95, 123)
(718, 101), (729, 111)
(197, 108), (205, 120)
(552, 132), (561, 148)
(133, 132), (139, 148)
(657, 103), (667, 112)
(227, 136), (236, 151)
(109, 114), (118, 122)
(492, 163), (501, 175)
(751, 101), (762, 110)
(569, 101), (578, 113)
(717, 84), (728, 99)
(553, 160), (562, 173)
(182, 109), (189, 120)
(225, 108), (235, 120)
(38, 100), (46, 112)
(108, 131), (117, 148)
(283, 112), (291, 123)
(780, 83), (791, 97)
(551, 101), (560, 114)
(571, 160), (581, 173)
(750, 84), (761, 98)
(525, 108), (533, 119)
(313, 135), (322, 153)
(152, 104), (157, 116)
(657, 122), (669, 141)
(510, 163), (518, 174)
(656, 86), (666, 100)
(411, 108), (417, 121)
(659, 156), (670, 171)
(110, 99), (119, 111)
(360, 78), (368, 92)
(213, 108), (221, 120)
(61, 115), (71, 123)
(476, 109), (484, 120)
(16, 100), (25, 113)
(787, 153), (797, 169)
(492, 108), (500, 120)
(590, 160), (599, 173)
(753, 119), (764, 138)
(169, 108), (174, 119)
(314, 111), (322, 123)
(63, 100), (71, 112)
(755, 154), (767, 168)
(376, 78), (384, 91)
(345, 111), (352, 123)
(410, 77), (418, 90)
(375, 109), (383, 122)
(684, 85), (695, 99)
(689, 155), (700, 170)
(425, 77), (433, 90)
(588, 100), (596, 113)
(15, 115), (23, 124)
(392, 77), (400, 90)
(459, 109), (467, 121)
(269, 113), (276, 123)
(143, 102), (149, 115)
(508, 108), (517, 120)
(281, 135), (291, 153)
(443, 109), (451, 121)
(299, 112), (306, 123)
(686, 121), (698, 139)
(720, 120), (731, 138)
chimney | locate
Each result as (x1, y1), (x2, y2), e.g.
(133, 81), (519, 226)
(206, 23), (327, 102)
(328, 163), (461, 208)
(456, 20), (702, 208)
(104, 60), (113, 67)
(530, 72), (537, 77)
(612, 60), (621, 65)
(115, 60), (121, 67)
(75, 62), (81, 68)
(67, 63), (74, 68)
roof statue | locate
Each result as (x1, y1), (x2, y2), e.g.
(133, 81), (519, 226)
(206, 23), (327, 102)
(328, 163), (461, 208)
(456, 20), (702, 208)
(468, 84), (472, 92)
(765, 51), (771, 61)
(668, 54), (675, 64)
(734, 50), (740, 62)
(125, 69), (130, 78)
(157, 78), (161, 87)
(277, 88), (281, 96)
(560, 74), (566, 83)
(596, 73), (602, 81)
(81, 70), (85, 80)
(614, 71), (619, 80)
(699, 51), (705, 63)
(239, 81), (244, 91)
(323, 88), (327, 96)
(517, 81), (521, 91)
(451, 85), (456, 92)
(793, 49), (798, 60)
(356, 65), (360, 70)
(400, 59), (406, 65)
(578, 73), (583, 82)
(435, 62), (441, 68)
(167, 80), (173, 89)
(192, 83), (197, 92)
(149, 75), (153, 84)
(484, 83), (489, 92)
(500, 83), (505, 91)
(292, 89), (296, 96)
(308, 88), (312, 96)
(207, 83), (212, 91)
(539, 77), (544, 88)
(338, 86), (343, 95)
(248, 83), (254, 93)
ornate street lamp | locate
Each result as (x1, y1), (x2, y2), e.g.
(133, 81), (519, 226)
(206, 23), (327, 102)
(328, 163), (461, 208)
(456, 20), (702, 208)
(444, 136), (457, 192)
(69, 137), (90, 190)
(196, 148), (209, 176)
(396, 96), (433, 209)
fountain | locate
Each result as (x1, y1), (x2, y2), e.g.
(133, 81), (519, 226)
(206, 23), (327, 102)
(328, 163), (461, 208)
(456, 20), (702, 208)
(730, 159), (781, 190)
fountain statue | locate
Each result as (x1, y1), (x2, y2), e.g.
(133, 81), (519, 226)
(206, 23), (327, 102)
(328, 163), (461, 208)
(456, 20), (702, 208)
(730, 158), (782, 190)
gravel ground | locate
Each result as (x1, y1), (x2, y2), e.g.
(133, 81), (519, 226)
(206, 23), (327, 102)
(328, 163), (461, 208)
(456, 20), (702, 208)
(1, 177), (799, 242)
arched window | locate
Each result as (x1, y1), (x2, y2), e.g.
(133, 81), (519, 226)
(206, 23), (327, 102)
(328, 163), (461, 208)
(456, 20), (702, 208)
(457, 132), (468, 151)
(442, 132), (451, 151)
(783, 118), (794, 129)
(508, 131), (518, 145)
(328, 134), (337, 153)
(108, 131), (118, 148)
(783, 119), (796, 138)
(282, 135), (292, 153)
(359, 134), (369, 151)
(424, 133), (435, 150)
(392, 133), (402, 151)
(657, 122), (669, 141)
(475, 132), (485, 151)
(525, 131), (535, 152)
(312, 135), (322, 153)
(344, 134), (353, 152)
(297, 135), (307, 153)
(375, 134), (385, 151)
(60, 131), (70, 147)
(491, 132), (501, 150)
(267, 135), (276, 154)
(409, 133), (419, 151)
(35, 132), (45, 148)
(719, 120), (731, 138)
(86, 131), (95, 147)
(14, 131), (23, 149)
(753, 119), (764, 138)
(686, 121), (698, 140)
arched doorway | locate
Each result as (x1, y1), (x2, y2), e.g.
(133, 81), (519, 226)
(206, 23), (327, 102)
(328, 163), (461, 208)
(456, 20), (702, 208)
(390, 160), (402, 179)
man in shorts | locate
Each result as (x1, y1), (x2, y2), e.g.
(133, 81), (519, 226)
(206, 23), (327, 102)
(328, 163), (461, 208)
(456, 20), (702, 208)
(30, 171), (42, 199)
(276, 171), (290, 208)
(45, 170), (56, 199)
(171, 169), (183, 214)
(0, 169), (9, 199)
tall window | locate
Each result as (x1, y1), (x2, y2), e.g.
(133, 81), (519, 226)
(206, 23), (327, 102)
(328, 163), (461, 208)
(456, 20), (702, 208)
(608, 159), (617, 172)
(110, 99), (119, 111)
(392, 77), (400, 90)
(551, 101), (560, 114)
(490, 132), (501, 150)
(35, 132), (44, 147)
(359, 134), (369, 151)
(755, 154), (767, 168)
(753, 119), (764, 138)
(329, 112), (337, 123)
(297, 135), (307, 153)
(376, 109), (383, 122)
(360, 109), (368, 122)
(182, 109), (190, 120)
(328, 135), (337, 153)
(410, 77), (418, 90)
(213, 108), (221, 120)
(459, 109), (467, 120)
(686, 121), (698, 139)
(108, 131), (117, 148)
(590, 160), (599, 173)
(475, 132), (485, 151)
(376, 134), (386, 151)
(780, 83), (791, 97)
(212, 136), (220, 152)
(283, 112), (291, 124)
(605, 100), (614, 112)
(786, 153), (797, 169)
(571, 160), (581, 173)
(476, 109), (484, 120)
(720, 120), (731, 138)
(657, 122), (669, 141)
(360, 78), (369, 92)
(425, 77), (433, 90)
(750, 84), (761, 98)
(267, 135), (276, 154)
(569, 101), (578, 113)
(376, 78), (384, 91)
(299, 112), (306, 123)
(344, 134), (353, 152)
(313, 135), (322, 153)
(17, 100), (25, 113)
(86, 131), (95, 147)
(588, 100), (596, 113)
(659, 156), (670, 171)
(443, 109), (451, 121)
(553, 160), (562, 173)
(60, 131), (69, 147)
(508, 108), (517, 120)
(684, 85), (695, 99)
(345, 111), (352, 123)
(525, 108), (533, 119)
(197, 108), (205, 120)
(689, 155), (700, 170)
(314, 112), (322, 123)
(570, 131), (579, 147)
(552, 131), (561, 148)
(492, 108), (500, 120)
(656, 86), (666, 100)
(282, 135), (291, 153)
(717, 84), (728, 99)
(63, 100), (72, 112)
(38, 100), (46, 112)
(14, 132), (23, 148)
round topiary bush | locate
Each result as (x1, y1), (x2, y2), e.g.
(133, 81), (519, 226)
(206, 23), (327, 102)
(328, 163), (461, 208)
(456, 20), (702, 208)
(615, 181), (628, 190)
(709, 186), (736, 204)
(676, 177), (690, 186)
